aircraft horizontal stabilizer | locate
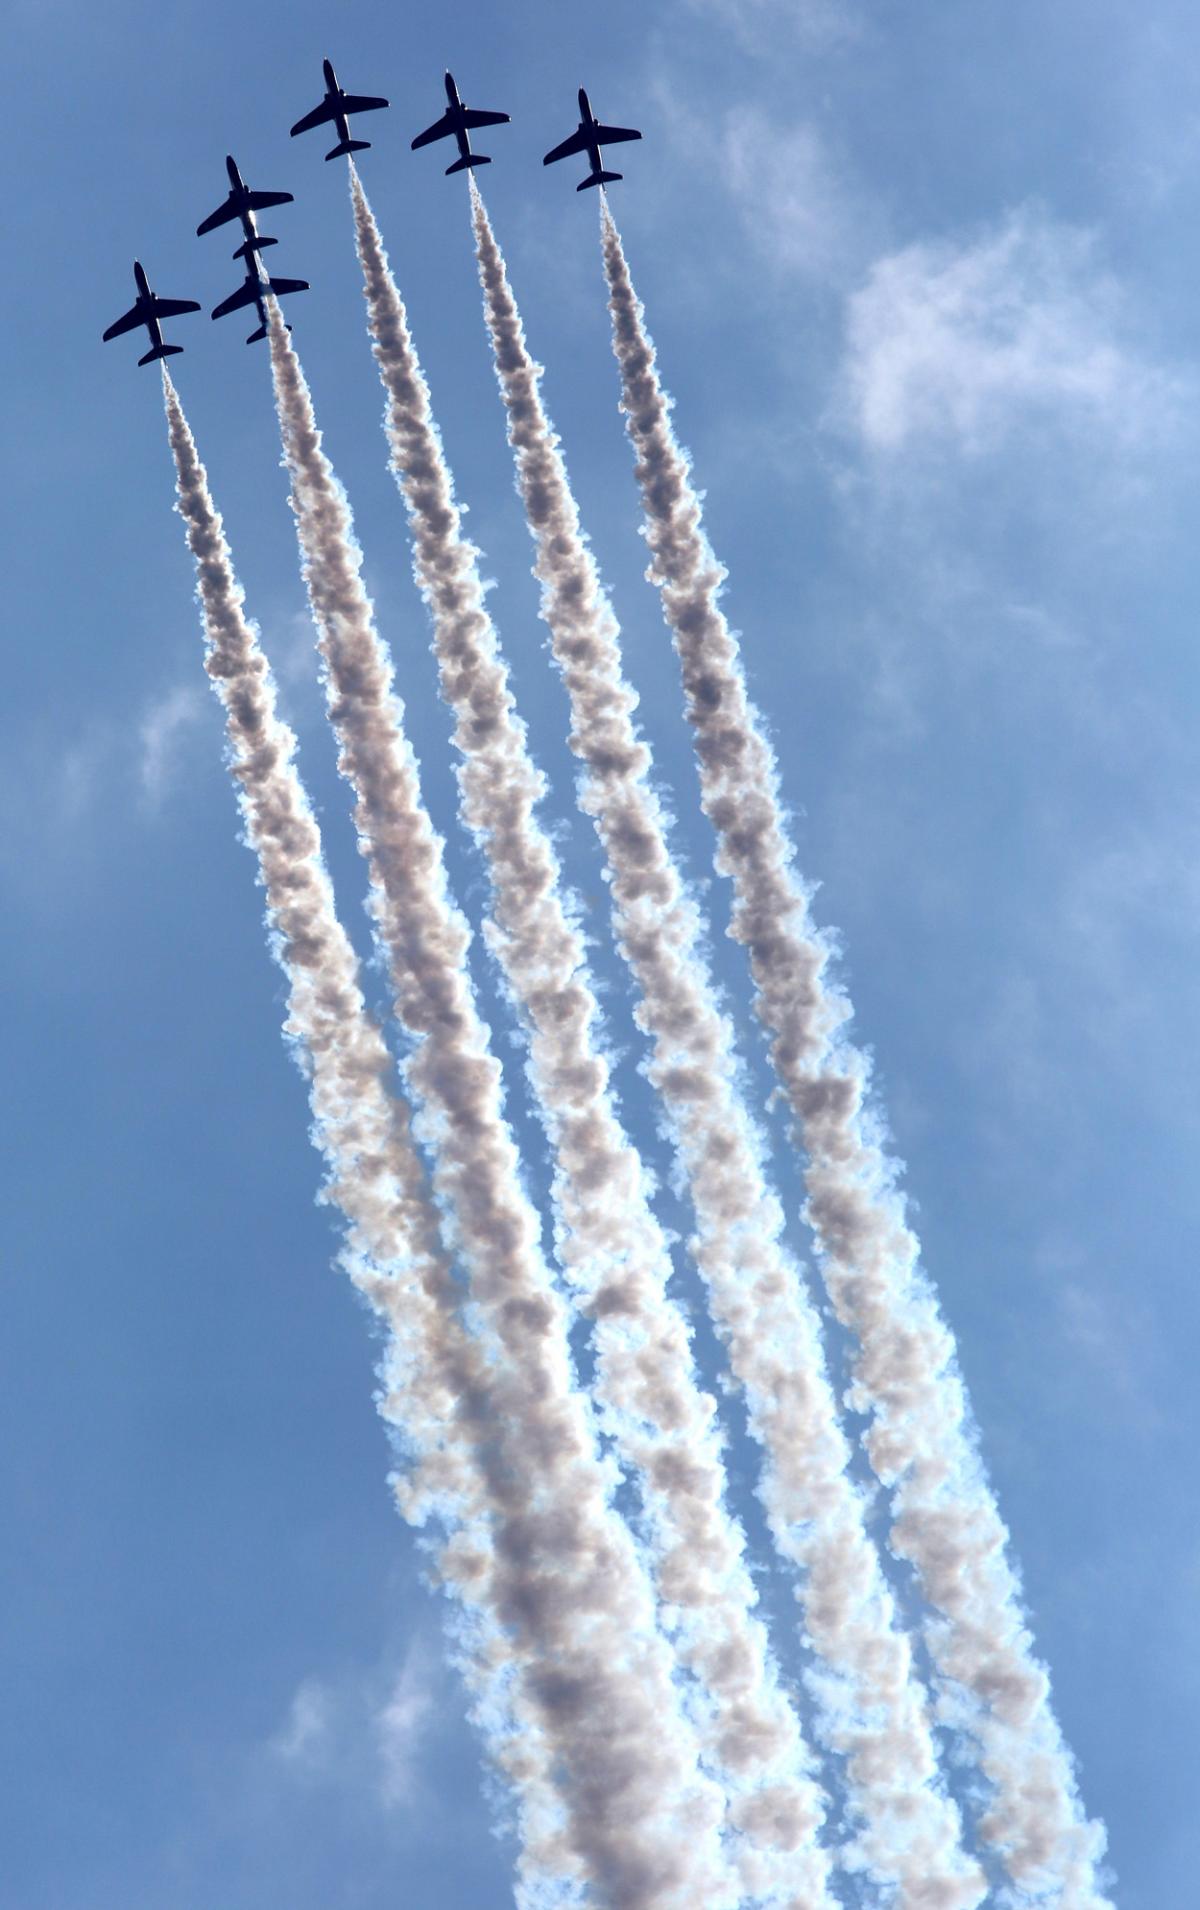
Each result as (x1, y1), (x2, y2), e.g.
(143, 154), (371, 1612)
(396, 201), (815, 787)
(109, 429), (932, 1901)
(326, 138), (370, 161)
(139, 342), (184, 366)
(578, 170), (622, 191)
(447, 153), (490, 175)
(233, 235), (277, 262)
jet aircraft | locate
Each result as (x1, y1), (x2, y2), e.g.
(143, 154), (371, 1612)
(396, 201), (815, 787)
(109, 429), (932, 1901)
(102, 260), (201, 366)
(211, 255), (309, 345)
(543, 89), (641, 191)
(290, 58), (389, 161)
(197, 155), (293, 261)
(411, 71), (510, 175)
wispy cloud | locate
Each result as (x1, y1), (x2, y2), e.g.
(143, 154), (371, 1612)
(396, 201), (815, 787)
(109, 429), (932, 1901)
(138, 683), (206, 805)
(267, 1638), (441, 1812)
(719, 106), (871, 285)
(836, 207), (1187, 458)
(957, 798), (1200, 1161)
(677, 0), (859, 51)
(1057, 1276), (1165, 1434)
(270, 1677), (332, 1767)
(375, 1645), (437, 1808)
(0, 711), (119, 897)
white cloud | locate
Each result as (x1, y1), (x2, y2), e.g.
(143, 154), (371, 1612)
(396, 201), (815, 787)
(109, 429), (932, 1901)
(719, 107), (868, 285)
(270, 1677), (333, 1766)
(837, 208), (1186, 457)
(266, 1638), (440, 1810)
(1056, 819), (1200, 1051)
(375, 1644), (437, 1807)
(679, 0), (858, 50)
(0, 712), (120, 897)
(138, 683), (206, 804)
(1057, 1277), (1164, 1432)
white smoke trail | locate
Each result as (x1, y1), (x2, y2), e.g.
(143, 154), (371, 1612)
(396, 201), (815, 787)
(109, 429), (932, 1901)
(599, 207), (1113, 1908)
(468, 185), (987, 1910)
(348, 169), (832, 1908)
(260, 307), (741, 1910)
(161, 368), (607, 1898)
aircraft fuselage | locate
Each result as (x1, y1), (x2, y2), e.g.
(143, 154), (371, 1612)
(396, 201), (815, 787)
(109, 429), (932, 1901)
(323, 61), (353, 148)
(577, 90), (605, 174)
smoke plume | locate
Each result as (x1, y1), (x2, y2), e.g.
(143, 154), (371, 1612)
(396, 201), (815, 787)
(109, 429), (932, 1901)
(468, 184), (987, 1910)
(262, 305), (743, 1909)
(159, 366), (644, 1894)
(350, 169), (831, 1906)
(599, 205), (1112, 1908)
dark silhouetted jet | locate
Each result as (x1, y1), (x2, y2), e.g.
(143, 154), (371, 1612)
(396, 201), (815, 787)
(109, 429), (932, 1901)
(543, 89), (641, 191)
(411, 71), (509, 175)
(197, 155), (294, 262)
(290, 58), (389, 161)
(102, 260), (201, 366)
(212, 255), (309, 345)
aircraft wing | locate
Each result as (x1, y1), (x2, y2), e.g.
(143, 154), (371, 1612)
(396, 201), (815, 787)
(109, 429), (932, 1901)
(197, 198), (238, 236)
(151, 297), (202, 319)
(266, 276), (309, 298)
(102, 302), (144, 342)
(291, 97), (338, 136)
(339, 92), (388, 115)
(411, 110), (454, 150)
(246, 189), (294, 213)
(462, 108), (509, 130)
(543, 127), (590, 165)
(212, 280), (259, 320)
(593, 123), (641, 145)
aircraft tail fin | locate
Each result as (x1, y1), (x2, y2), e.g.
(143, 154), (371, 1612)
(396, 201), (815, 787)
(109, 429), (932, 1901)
(139, 342), (184, 366)
(578, 169), (622, 191)
(446, 153), (491, 175)
(233, 235), (277, 262)
(325, 138), (370, 161)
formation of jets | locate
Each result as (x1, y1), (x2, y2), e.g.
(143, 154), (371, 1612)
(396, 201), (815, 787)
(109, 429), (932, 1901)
(196, 155), (309, 344)
(103, 60), (643, 366)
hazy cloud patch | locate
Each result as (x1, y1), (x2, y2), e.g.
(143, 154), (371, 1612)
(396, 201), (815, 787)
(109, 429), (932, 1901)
(267, 1638), (442, 1813)
(678, 0), (859, 50)
(375, 1643), (438, 1808)
(1057, 1278), (1164, 1433)
(837, 208), (1186, 458)
(270, 1677), (333, 1767)
(720, 106), (869, 285)
(138, 683), (206, 805)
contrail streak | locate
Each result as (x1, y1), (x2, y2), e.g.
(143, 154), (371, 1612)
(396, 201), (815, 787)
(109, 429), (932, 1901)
(161, 368), (597, 1899)
(599, 205), (1113, 1908)
(469, 184), (985, 1910)
(261, 307), (739, 1910)
(349, 168), (831, 1908)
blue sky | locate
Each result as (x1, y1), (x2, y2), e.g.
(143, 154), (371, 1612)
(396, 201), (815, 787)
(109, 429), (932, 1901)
(4, 0), (1198, 1902)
